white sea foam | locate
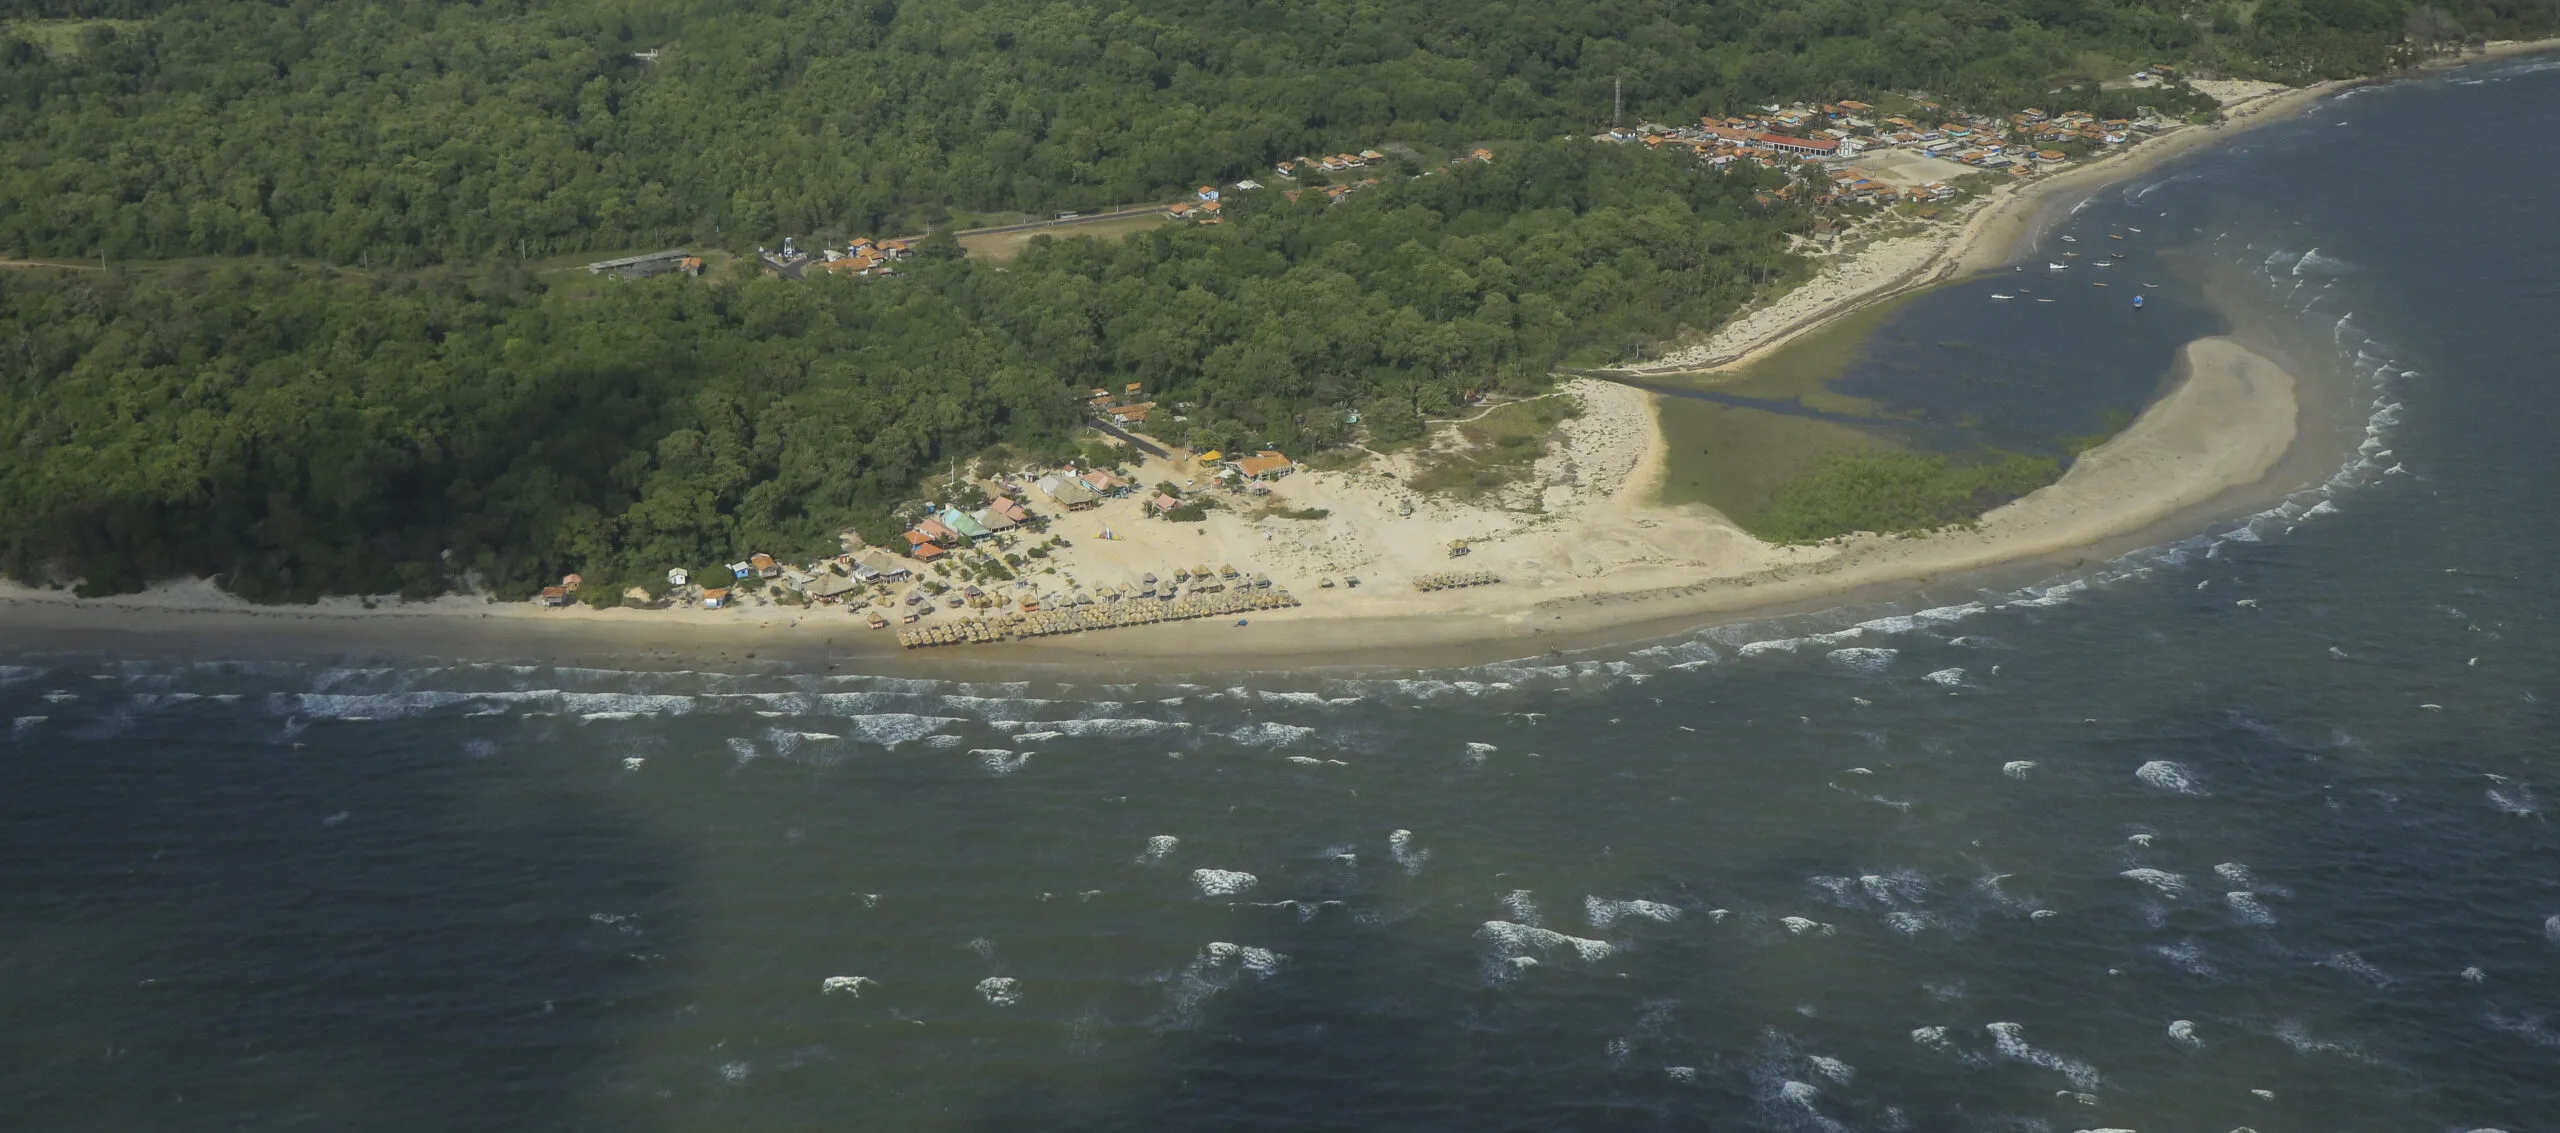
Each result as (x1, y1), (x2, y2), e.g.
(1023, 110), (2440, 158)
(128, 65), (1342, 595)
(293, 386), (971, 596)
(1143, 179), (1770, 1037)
(2483, 1010), (2560, 1049)
(2226, 891), (2276, 925)
(840, 712), (962, 747)
(1388, 829), (1429, 875)
(718, 1059), (750, 1084)
(621, 756), (644, 771)
(2154, 938), (2216, 977)
(1477, 920), (1615, 971)
(1225, 721), (1316, 748)
(2168, 1019), (2202, 1048)
(2135, 760), (2206, 795)
(1922, 667), (1969, 688)
(2003, 760), (2036, 779)
(821, 975), (876, 997)
(2543, 913), (2559, 946)
(2272, 1019), (2371, 1061)
(973, 749), (1032, 776)
(2119, 868), (2186, 896)
(976, 976), (1021, 1006)
(1884, 911), (1940, 936)
(10, 715), (46, 737)
(1138, 835), (1179, 864)
(1806, 1055), (1854, 1084)
(1158, 941), (1288, 1028)
(1585, 897), (1681, 929)
(1191, 869), (1258, 896)
(1780, 916), (1836, 936)
(1501, 889), (1542, 926)
(1666, 1066), (1698, 1082)
(1911, 1026), (1951, 1051)
(1827, 647), (1897, 675)
(2488, 782), (2539, 817)
(1985, 1022), (2102, 1090)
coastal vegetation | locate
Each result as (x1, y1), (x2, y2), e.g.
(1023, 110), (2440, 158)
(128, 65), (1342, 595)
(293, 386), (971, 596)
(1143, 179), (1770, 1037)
(1744, 449), (2062, 543)
(3, 0), (2553, 599)
(0, 147), (1781, 600)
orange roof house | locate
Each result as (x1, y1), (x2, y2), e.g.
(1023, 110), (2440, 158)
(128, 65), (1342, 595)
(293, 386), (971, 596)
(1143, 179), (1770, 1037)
(1231, 450), (1295, 480)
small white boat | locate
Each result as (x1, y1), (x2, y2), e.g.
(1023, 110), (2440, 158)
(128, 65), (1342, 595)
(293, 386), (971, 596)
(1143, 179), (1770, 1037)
(2093, 260), (2114, 267)
(2048, 262), (2068, 270)
(2036, 297), (2056, 303)
(2061, 235), (2078, 242)
(2109, 234), (2125, 241)
(2142, 282), (2160, 288)
(2128, 226), (2144, 233)
(1992, 293), (2016, 301)
(2092, 281), (2110, 287)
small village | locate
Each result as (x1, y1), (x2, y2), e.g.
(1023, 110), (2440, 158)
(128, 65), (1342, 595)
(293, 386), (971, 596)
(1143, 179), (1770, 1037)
(1600, 71), (2190, 209)
(526, 375), (1406, 648)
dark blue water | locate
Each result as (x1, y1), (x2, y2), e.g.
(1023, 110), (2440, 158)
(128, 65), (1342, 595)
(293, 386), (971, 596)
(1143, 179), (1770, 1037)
(8, 57), (2560, 1132)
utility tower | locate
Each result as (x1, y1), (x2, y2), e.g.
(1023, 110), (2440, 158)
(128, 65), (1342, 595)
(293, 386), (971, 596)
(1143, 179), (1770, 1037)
(1613, 77), (1623, 128)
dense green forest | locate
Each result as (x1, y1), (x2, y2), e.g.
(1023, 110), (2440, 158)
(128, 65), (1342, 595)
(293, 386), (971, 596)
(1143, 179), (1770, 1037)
(0, 146), (1792, 599)
(6, 0), (2548, 263)
(5, 0), (2554, 599)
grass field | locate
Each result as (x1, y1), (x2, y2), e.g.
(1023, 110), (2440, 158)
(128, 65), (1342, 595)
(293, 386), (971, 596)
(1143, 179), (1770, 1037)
(6, 18), (141, 55)
(959, 213), (1175, 262)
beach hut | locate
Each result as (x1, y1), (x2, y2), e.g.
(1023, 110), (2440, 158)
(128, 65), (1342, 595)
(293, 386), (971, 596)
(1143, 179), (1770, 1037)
(750, 553), (779, 577)
(940, 508), (992, 540)
(1036, 474), (1098, 510)
(666, 567), (690, 587)
(727, 561), (755, 580)
(701, 587), (731, 609)
(538, 586), (572, 607)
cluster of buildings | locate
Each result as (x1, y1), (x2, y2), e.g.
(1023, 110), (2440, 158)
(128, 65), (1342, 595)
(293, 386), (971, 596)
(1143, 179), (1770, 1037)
(1089, 382), (1157, 425)
(1274, 149), (1390, 179)
(1606, 95), (2175, 206)
(812, 234), (916, 276)
(903, 495), (1039, 561)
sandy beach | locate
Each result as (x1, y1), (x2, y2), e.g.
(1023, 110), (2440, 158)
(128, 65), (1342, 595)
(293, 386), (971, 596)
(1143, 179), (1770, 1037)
(22, 49), (2543, 672)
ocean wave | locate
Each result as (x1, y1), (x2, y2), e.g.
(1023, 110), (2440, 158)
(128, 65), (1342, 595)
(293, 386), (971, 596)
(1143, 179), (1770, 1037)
(1388, 829), (1430, 875)
(1156, 942), (1286, 1029)
(1826, 647), (1897, 675)
(1477, 920), (1614, 974)
(1585, 897), (1681, 929)
(1137, 835), (1179, 864)
(976, 976), (1021, 1006)
(1985, 1022), (2102, 1090)
(1191, 869), (1258, 897)
(2120, 868), (2187, 897)
(2135, 760), (2206, 795)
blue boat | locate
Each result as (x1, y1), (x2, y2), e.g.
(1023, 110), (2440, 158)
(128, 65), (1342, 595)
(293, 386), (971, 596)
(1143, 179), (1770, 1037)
(2131, 294), (2145, 309)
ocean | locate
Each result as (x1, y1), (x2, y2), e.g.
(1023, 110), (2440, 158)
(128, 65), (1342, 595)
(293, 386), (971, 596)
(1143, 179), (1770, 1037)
(8, 57), (2560, 1132)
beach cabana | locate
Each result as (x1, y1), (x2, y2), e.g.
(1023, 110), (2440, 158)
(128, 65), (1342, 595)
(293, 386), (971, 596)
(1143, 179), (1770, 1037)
(988, 497), (1031, 524)
(916, 515), (960, 544)
(1037, 474), (1098, 510)
(940, 508), (992, 540)
(974, 505), (1018, 533)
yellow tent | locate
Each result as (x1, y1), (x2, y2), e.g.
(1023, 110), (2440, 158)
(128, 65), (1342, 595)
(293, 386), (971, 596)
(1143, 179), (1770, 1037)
(1198, 450), (1224, 464)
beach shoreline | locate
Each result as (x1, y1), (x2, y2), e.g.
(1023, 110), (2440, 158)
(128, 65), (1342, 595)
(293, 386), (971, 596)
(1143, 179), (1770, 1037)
(17, 50), (2527, 674)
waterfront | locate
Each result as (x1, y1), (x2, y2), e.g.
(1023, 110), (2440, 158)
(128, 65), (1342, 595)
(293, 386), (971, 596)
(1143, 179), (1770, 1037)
(7, 54), (2560, 1133)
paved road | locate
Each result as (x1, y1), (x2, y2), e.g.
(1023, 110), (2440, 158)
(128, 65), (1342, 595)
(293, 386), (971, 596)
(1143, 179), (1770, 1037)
(1090, 418), (1169, 459)
(954, 204), (1170, 240)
